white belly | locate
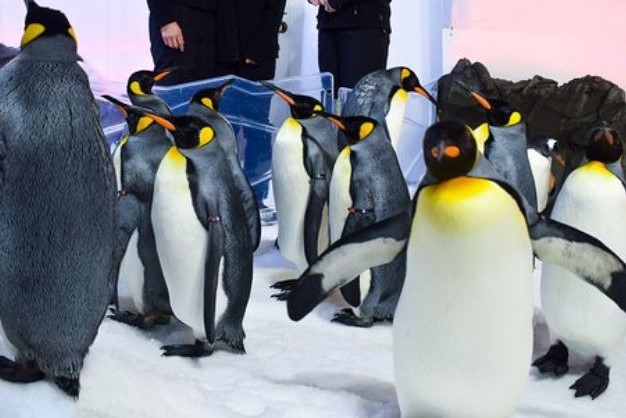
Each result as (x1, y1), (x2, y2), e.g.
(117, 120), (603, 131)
(272, 119), (310, 273)
(118, 229), (145, 313)
(541, 164), (626, 365)
(527, 149), (551, 212)
(152, 148), (209, 340)
(385, 89), (408, 152)
(329, 148), (352, 243)
(394, 178), (534, 418)
(113, 140), (123, 192)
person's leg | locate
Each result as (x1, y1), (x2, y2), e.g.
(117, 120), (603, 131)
(318, 29), (339, 93)
(238, 59), (277, 81)
(336, 28), (390, 90)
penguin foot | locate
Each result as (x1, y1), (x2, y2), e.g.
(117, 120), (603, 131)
(108, 308), (170, 329)
(569, 357), (610, 399)
(533, 341), (569, 377)
(161, 340), (214, 358)
(331, 308), (374, 328)
(270, 279), (297, 301)
(274, 238), (280, 250)
(0, 356), (45, 383)
(215, 338), (246, 355)
(53, 376), (80, 399)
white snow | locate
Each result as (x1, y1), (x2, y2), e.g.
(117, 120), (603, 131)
(0, 228), (625, 418)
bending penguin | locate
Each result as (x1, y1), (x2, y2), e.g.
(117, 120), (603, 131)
(274, 114), (411, 327)
(187, 80), (261, 252)
(274, 120), (626, 416)
(341, 67), (437, 150)
(536, 123), (626, 399)
(103, 95), (173, 329)
(146, 113), (253, 356)
(0, 0), (116, 397)
(263, 82), (339, 272)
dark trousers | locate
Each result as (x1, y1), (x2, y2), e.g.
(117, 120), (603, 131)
(149, 7), (218, 85)
(318, 27), (390, 93)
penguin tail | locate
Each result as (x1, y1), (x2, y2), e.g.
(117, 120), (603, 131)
(271, 274), (327, 321)
(53, 376), (80, 400)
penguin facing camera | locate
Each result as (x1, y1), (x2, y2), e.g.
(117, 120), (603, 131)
(262, 82), (339, 273)
(0, 0), (116, 398)
(102, 94), (173, 330)
(145, 113), (254, 357)
(274, 119), (626, 416)
(273, 113), (411, 328)
(457, 81), (539, 211)
(527, 135), (557, 213)
(188, 79), (261, 252)
(341, 67), (438, 151)
(536, 123), (626, 399)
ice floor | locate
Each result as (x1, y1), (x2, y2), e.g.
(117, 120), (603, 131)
(0, 225), (624, 418)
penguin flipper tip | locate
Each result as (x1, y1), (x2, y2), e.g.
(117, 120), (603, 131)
(53, 376), (80, 400)
(285, 274), (327, 322)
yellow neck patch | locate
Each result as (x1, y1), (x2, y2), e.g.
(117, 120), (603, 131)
(359, 122), (375, 139)
(472, 123), (490, 154)
(130, 81), (145, 96)
(67, 27), (77, 44)
(201, 98), (215, 110)
(392, 88), (409, 104)
(21, 23), (46, 47)
(506, 112), (522, 127)
(580, 161), (613, 176)
(165, 146), (186, 167)
(135, 117), (154, 134)
(120, 134), (130, 147)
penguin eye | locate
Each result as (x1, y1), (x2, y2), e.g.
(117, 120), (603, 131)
(21, 23), (46, 47)
(197, 127), (215, 148)
(201, 98), (215, 110)
(359, 122), (375, 139)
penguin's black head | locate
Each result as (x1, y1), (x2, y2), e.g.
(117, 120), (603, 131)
(316, 113), (377, 145)
(21, 0), (76, 48)
(398, 67), (438, 107)
(456, 81), (522, 127)
(585, 122), (623, 163)
(190, 79), (235, 112)
(127, 69), (173, 97)
(424, 120), (477, 181)
(148, 114), (215, 150)
(102, 95), (157, 135)
(261, 81), (324, 119)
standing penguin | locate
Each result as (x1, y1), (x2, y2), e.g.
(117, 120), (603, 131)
(0, 1), (116, 397)
(459, 84), (539, 210)
(536, 124), (626, 399)
(103, 95), (173, 329)
(262, 83), (339, 272)
(275, 114), (411, 327)
(146, 114), (253, 356)
(527, 136), (557, 213)
(275, 120), (626, 416)
(187, 80), (261, 252)
(341, 67), (437, 150)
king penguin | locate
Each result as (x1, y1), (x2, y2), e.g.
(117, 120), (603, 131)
(0, 0), (116, 397)
(274, 114), (411, 327)
(274, 120), (626, 416)
(146, 113), (253, 356)
(103, 95), (173, 329)
(536, 123), (626, 399)
(126, 69), (174, 114)
(341, 67), (437, 151)
(262, 82), (339, 272)
(187, 79), (261, 252)
(527, 136), (557, 213)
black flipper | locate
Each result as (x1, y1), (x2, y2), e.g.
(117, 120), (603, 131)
(272, 211), (410, 321)
(304, 178), (328, 265)
(202, 211), (224, 345)
(230, 164), (261, 251)
(340, 278), (361, 307)
(0, 356), (44, 384)
(530, 218), (626, 312)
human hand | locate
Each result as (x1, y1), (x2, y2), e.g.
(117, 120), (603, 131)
(308, 0), (321, 5)
(318, 0), (337, 12)
(161, 22), (185, 52)
(245, 58), (258, 65)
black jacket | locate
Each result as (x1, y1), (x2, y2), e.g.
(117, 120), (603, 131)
(237, 0), (287, 62)
(147, 0), (217, 28)
(317, 0), (391, 32)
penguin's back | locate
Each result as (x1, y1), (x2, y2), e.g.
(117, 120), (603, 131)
(0, 56), (116, 377)
(541, 162), (626, 363)
(342, 70), (394, 122)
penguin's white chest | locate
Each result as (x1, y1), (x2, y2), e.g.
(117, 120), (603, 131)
(152, 148), (209, 340)
(272, 119), (310, 272)
(394, 177), (533, 418)
(527, 149), (552, 212)
(385, 89), (408, 152)
(118, 230), (146, 313)
(541, 163), (626, 364)
(329, 147), (353, 243)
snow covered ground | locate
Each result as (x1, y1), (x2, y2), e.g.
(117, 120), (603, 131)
(0, 225), (625, 418)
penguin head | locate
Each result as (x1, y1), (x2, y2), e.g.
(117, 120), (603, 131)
(424, 120), (477, 181)
(585, 122), (623, 164)
(21, 0), (76, 48)
(316, 112), (377, 145)
(147, 114), (215, 150)
(456, 81), (522, 127)
(261, 81), (325, 119)
(397, 67), (438, 107)
(102, 95), (158, 136)
(127, 69), (173, 97)
(190, 78), (235, 112)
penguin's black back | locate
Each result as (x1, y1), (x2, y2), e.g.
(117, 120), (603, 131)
(342, 69), (397, 123)
(0, 40), (116, 379)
